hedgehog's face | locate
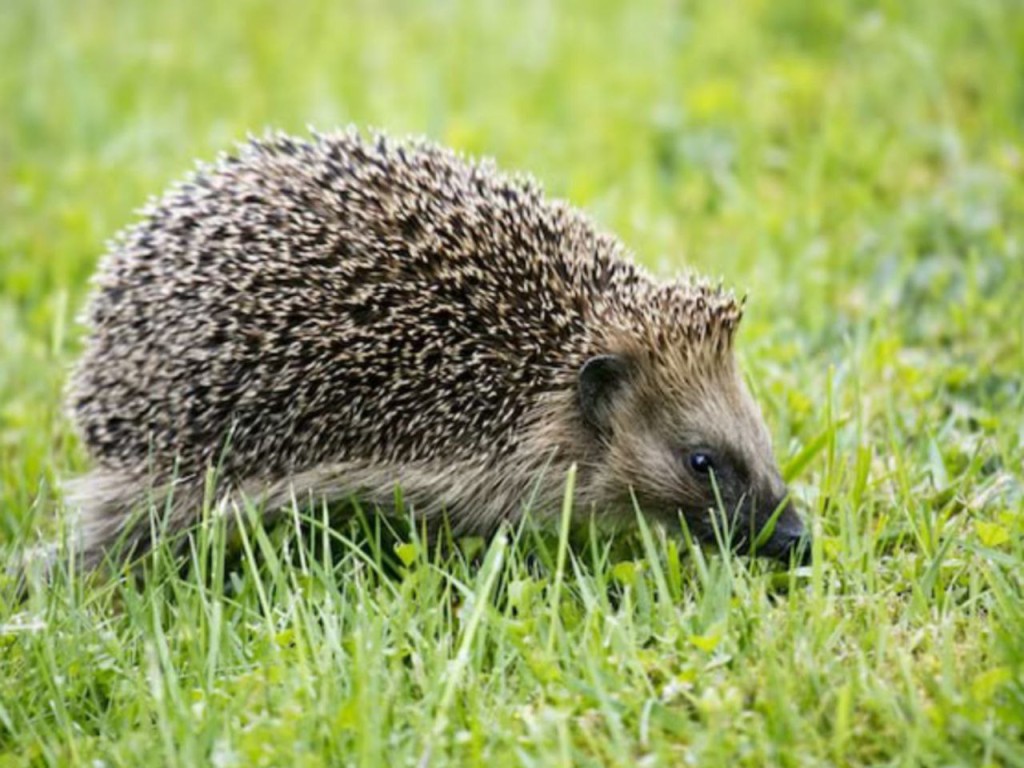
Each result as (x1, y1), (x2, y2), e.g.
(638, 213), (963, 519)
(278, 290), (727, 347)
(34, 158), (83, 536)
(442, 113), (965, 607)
(578, 353), (809, 564)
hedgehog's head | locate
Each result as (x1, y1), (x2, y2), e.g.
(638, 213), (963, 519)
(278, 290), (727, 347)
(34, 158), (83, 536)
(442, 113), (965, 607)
(578, 282), (809, 564)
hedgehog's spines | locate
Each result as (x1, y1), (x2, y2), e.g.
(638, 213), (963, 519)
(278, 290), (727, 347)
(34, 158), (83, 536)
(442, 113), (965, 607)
(66, 128), (758, 568)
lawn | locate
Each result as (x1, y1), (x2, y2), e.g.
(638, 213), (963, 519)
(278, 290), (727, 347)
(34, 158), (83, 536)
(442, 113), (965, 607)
(2, 0), (1023, 765)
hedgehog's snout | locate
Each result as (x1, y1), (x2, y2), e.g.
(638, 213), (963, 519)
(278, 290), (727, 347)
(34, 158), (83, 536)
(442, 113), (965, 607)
(744, 498), (811, 566)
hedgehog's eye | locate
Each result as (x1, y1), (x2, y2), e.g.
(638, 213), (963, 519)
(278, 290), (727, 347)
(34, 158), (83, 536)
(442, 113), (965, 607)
(688, 451), (715, 476)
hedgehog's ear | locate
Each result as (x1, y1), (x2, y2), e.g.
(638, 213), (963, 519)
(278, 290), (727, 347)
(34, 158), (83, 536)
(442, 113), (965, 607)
(578, 354), (631, 435)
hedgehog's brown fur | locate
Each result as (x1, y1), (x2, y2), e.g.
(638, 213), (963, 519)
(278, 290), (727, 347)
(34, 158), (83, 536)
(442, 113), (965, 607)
(66, 128), (806, 570)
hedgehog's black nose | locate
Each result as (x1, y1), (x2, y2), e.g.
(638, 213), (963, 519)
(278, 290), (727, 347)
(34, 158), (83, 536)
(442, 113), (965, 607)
(756, 502), (812, 566)
(770, 531), (813, 566)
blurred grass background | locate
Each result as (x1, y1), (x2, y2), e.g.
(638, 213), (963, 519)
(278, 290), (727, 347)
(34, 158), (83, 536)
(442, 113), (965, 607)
(2, 0), (1023, 765)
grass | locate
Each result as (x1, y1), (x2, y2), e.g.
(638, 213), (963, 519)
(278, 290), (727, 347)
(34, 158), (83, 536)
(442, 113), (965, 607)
(2, 0), (1024, 764)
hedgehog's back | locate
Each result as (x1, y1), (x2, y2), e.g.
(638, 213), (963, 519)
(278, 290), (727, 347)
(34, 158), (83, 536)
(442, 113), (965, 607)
(69, 131), (642, 485)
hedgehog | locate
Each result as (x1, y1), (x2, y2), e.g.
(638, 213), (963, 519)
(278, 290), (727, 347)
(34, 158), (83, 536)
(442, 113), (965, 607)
(64, 128), (809, 572)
